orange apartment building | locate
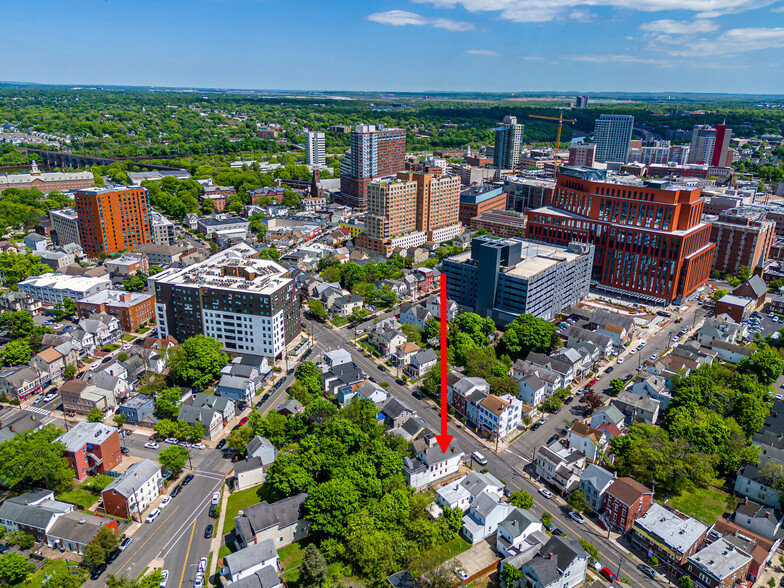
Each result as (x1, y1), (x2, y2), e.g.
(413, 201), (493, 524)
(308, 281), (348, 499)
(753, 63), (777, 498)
(76, 290), (156, 332)
(75, 186), (152, 257)
(526, 166), (715, 303)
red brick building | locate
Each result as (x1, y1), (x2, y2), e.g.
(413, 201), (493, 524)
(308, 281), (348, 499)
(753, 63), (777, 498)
(709, 208), (775, 275)
(459, 186), (507, 226)
(59, 422), (122, 481)
(76, 290), (156, 332)
(603, 477), (654, 533)
(75, 186), (152, 257)
(526, 166), (715, 303)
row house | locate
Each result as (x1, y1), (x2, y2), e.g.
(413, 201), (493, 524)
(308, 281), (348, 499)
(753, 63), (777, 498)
(535, 442), (586, 494)
(0, 366), (47, 401)
(566, 422), (610, 462)
(461, 491), (512, 544)
(685, 537), (752, 588)
(101, 459), (163, 520)
(602, 477), (654, 533)
(579, 464), (616, 513)
(403, 435), (464, 490)
(631, 503), (708, 567)
(0, 489), (74, 542)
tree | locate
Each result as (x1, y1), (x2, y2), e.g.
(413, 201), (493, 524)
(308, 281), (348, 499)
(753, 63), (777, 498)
(738, 348), (784, 386)
(149, 265), (163, 276)
(580, 388), (604, 412)
(0, 310), (35, 339)
(401, 324), (423, 346)
(441, 506), (463, 536)
(83, 526), (120, 568)
(0, 552), (35, 584)
(499, 314), (557, 361)
(299, 544), (328, 588)
(2, 339), (32, 366)
(567, 490), (591, 513)
(170, 336), (228, 390)
(87, 407), (104, 422)
(46, 568), (85, 588)
(678, 577), (693, 588)
(62, 297), (77, 316)
(308, 299), (328, 321)
(609, 378), (626, 395)
(736, 265), (751, 282)
(540, 512), (553, 527)
(732, 393), (769, 436)
(117, 352), (129, 362)
(711, 288), (728, 302)
(295, 361), (323, 396)
(113, 413), (126, 428)
(579, 538), (599, 563)
(159, 446), (189, 472)
(542, 397), (562, 413)
(489, 376), (520, 397)
(424, 318), (440, 341)
(0, 424), (74, 491)
(64, 364), (76, 379)
(465, 346), (498, 379)
(6, 530), (35, 550)
(501, 564), (522, 588)
(155, 387), (183, 420)
(0, 252), (52, 289)
(122, 273), (148, 292)
(188, 422), (206, 441)
(508, 490), (534, 510)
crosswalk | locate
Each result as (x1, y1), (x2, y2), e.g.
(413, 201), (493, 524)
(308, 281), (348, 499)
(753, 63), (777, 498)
(25, 406), (52, 416)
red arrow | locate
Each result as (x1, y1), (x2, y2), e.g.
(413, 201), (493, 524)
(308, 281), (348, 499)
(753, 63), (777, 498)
(435, 272), (453, 453)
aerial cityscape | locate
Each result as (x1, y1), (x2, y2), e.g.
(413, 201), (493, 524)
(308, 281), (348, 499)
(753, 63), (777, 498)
(1, 2), (784, 588)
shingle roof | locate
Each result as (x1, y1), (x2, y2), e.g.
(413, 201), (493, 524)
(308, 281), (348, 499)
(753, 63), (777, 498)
(103, 459), (160, 498)
(223, 539), (277, 577)
(225, 567), (280, 588)
(234, 494), (307, 537)
(606, 477), (652, 506)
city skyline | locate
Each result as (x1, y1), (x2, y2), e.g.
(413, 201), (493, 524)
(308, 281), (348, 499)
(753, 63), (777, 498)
(2, 0), (784, 93)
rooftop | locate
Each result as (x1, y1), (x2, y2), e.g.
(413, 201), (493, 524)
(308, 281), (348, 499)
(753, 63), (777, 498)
(79, 289), (154, 308)
(688, 538), (752, 581)
(634, 503), (707, 554)
(58, 422), (116, 453)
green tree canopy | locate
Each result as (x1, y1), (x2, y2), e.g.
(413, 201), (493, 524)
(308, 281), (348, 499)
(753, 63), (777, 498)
(0, 424), (74, 491)
(159, 445), (189, 472)
(170, 335), (229, 390)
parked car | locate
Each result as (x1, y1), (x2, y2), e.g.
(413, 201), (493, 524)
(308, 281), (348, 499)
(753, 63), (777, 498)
(118, 537), (133, 551)
(472, 451), (487, 466)
(238, 416), (248, 426)
(160, 570), (169, 588)
(198, 558), (208, 573)
(192, 443), (206, 450)
(636, 564), (656, 579)
(171, 485), (183, 498)
(454, 568), (469, 581)
(204, 524), (213, 539)
(146, 509), (161, 523)
(182, 474), (194, 485)
(600, 567), (617, 582)
(120, 447), (130, 455)
(538, 488), (553, 499)
(159, 496), (172, 509)
(106, 549), (120, 564)
(568, 511), (585, 524)
(91, 564), (107, 580)
(144, 442), (160, 450)
(216, 439), (226, 450)
(211, 492), (220, 505)
(552, 527), (564, 536)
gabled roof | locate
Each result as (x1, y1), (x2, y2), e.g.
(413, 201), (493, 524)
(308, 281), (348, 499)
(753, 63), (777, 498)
(103, 459), (160, 498)
(222, 539), (277, 577)
(606, 477), (652, 506)
(594, 404), (625, 424)
(235, 494), (307, 537)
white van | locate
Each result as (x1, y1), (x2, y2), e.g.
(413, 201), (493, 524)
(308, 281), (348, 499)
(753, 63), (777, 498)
(472, 451), (488, 466)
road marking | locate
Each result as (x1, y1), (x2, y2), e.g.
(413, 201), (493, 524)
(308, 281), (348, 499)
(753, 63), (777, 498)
(178, 518), (198, 588)
(121, 505), (181, 569)
(159, 478), (222, 558)
(191, 471), (225, 480)
(25, 406), (52, 415)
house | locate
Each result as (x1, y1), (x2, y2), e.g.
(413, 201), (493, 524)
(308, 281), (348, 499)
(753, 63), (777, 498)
(118, 394), (155, 425)
(508, 536), (589, 588)
(322, 362), (365, 396)
(354, 380), (389, 406)
(0, 366), (46, 401)
(630, 374), (673, 410)
(525, 353), (574, 388)
(234, 457), (269, 491)
(712, 340), (754, 364)
(732, 499), (783, 540)
(0, 290), (42, 314)
(579, 464), (616, 513)
(611, 391), (660, 425)
(247, 436), (277, 463)
(735, 464), (782, 508)
(447, 375), (490, 418)
(435, 471), (504, 512)
(404, 348), (437, 379)
(59, 422), (122, 482)
(276, 397), (304, 416)
(697, 316), (743, 347)
(551, 348), (591, 381)
(566, 422), (608, 462)
(712, 516), (781, 582)
(47, 511), (119, 554)
(461, 491), (512, 544)
(589, 405), (625, 430)
(513, 362), (561, 396)
(477, 393), (523, 440)
(178, 394), (236, 439)
(563, 325), (615, 357)
(395, 342), (422, 366)
(323, 348), (352, 368)
(602, 477), (654, 533)
(0, 489), (74, 541)
(217, 375), (255, 406)
(220, 539), (279, 583)
(30, 347), (65, 382)
(630, 503), (708, 566)
(224, 567), (281, 588)
(332, 294), (364, 317)
(79, 314), (121, 346)
(517, 374), (547, 407)
(68, 329), (96, 357)
(535, 442), (586, 494)
(685, 537), (752, 588)
(381, 397), (416, 429)
(404, 435), (464, 489)
(233, 494), (310, 550)
(734, 274), (768, 308)
(496, 507), (548, 558)
(399, 304), (433, 329)
(24, 232), (48, 251)
(101, 459), (163, 519)
(424, 295), (458, 322)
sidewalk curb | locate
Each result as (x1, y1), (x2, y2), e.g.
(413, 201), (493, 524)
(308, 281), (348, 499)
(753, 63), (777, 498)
(207, 481), (231, 586)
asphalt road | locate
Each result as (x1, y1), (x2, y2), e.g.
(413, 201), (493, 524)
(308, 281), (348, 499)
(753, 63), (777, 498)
(303, 317), (665, 587)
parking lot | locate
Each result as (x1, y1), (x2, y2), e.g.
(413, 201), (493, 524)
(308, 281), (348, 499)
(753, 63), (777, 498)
(741, 310), (783, 341)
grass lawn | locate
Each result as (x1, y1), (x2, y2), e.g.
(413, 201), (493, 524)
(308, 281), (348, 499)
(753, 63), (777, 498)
(330, 315), (349, 327)
(27, 559), (86, 588)
(222, 485), (274, 534)
(136, 326), (150, 334)
(432, 536), (471, 562)
(281, 563), (343, 588)
(103, 344), (120, 352)
(218, 544), (235, 559)
(56, 487), (98, 510)
(670, 486), (734, 525)
(121, 334), (136, 342)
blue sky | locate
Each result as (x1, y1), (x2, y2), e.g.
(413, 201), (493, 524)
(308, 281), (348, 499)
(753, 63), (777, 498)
(2, 0), (784, 93)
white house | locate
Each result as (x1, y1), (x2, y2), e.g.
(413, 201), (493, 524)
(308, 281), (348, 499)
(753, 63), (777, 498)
(399, 304), (433, 329)
(566, 422), (609, 462)
(496, 508), (546, 558)
(435, 471), (504, 512)
(404, 436), (464, 489)
(404, 348), (437, 378)
(461, 491), (512, 544)
(220, 539), (279, 582)
(535, 443), (586, 494)
(517, 374), (547, 407)
(476, 393), (522, 440)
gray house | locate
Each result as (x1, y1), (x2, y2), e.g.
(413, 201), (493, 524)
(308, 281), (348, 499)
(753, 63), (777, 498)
(579, 464), (616, 513)
(118, 394), (155, 425)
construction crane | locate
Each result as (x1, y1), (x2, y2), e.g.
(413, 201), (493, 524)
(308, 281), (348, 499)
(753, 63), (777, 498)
(528, 112), (577, 180)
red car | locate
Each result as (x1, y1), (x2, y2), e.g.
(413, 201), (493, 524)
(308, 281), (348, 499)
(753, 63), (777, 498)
(239, 417), (248, 426)
(600, 567), (617, 582)
(587, 379), (597, 387)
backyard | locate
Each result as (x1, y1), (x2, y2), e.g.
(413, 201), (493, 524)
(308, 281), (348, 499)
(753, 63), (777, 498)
(669, 485), (735, 525)
(222, 484), (273, 534)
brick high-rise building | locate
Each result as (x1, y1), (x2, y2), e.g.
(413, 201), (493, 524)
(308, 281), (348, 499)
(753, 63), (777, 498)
(707, 207), (775, 275)
(568, 143), (596, 167)
(526, 166), (715, 303)
(337, 124), (406, 210)
(459, 185), (507, 225)
(398, 171), (461, 240)
(711, 123), (732, 167)
(75, 186), (152, 257)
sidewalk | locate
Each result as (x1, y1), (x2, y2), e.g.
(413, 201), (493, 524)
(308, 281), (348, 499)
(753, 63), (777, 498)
(207, 481), (231, 586)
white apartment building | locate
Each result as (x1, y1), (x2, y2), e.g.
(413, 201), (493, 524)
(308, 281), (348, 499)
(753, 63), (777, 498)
(49, 208), (81, 247)
(305, 131), (326, 167)
(19, 273), (111, 304)
(150, 211), (175, 245)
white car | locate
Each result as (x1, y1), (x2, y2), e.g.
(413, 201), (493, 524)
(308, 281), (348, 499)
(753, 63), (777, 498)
(637, 340), (647, 347)
(569, 511), (585, 524)
(160, 570), (169, 588)
(145, 508), (161, 523)
(649, 354), (658, 361)
(194, 573), (204, 588)
(629, 349), (636, 355)
(617, 357), (625, 364)
(165, 437), (179, 445)
(159, 496), (172, 509)
(192, 443), (206, 450)
(538, 488), (553, 499)
(198, 558), (208, 573)
(672, 336), (679, 342)
(211, 492), (220, 505)
(454, 568), (469, 581)
(145, 442), (160, 450)
(43, 393), (57, 402)
(777, 394), (783, 401)
(33, 397), (42, 404)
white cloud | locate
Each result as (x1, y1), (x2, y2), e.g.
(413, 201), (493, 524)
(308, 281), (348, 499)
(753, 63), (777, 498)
(412, 0), (777, 23)
(640, 19), (719, 34)
(771, 4), (784, 11)
(570, 53), (672, 66)
(466, 49), (501, 56)
(647, 26), (784, 56)
(366, 10), (474, 31)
